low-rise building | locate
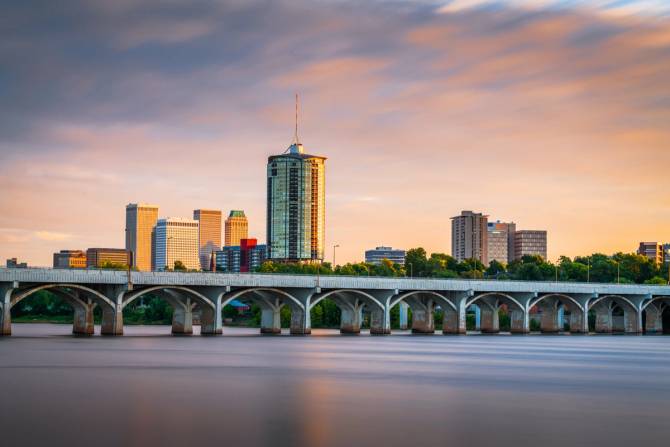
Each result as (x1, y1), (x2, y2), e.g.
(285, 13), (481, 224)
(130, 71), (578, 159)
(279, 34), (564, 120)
(6, 258), (27, 268)
(637, 242), (664, 266)
(86, 248), (130, 268)
(364, 246), (406, 266)
(514, 230), (547, 260)
(53, 250), (87, 269)
(214, 238), (267, 273)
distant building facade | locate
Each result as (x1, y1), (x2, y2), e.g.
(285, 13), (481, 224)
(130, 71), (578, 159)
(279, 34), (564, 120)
(365, 246), (406, 266)
(224, 210), (248, 247)
(153, 217), (200, 271)
(451, 211), (488, 265)
(53, 250), (86, 269)
(6, 258), (27, 268)
(637, 242), (664, 265)
(514, 230), (547, 260)
(267, 142), (326, 263)
(487, 221), (516, 264)
(86, 248), (130, 268)
(664, 244), (670, 265)
(125, 203), (159, 272)
(214, 238), (267, 273)
(194, 209), (222, 270)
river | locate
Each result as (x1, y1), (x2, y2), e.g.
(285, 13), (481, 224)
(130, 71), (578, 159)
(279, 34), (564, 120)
(1, 324), (669, 447)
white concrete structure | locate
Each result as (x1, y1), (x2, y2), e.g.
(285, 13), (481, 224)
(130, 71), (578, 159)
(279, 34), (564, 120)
(1, 268), (670, 337)
(153, 218), (200, 271)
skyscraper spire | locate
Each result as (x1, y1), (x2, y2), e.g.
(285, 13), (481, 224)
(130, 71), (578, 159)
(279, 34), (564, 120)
(294, 92), (300, 145)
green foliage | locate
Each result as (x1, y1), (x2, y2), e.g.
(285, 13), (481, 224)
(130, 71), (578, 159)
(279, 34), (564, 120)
(173, 260), (187, 271)
(255, 249), (666, 285)
(99, 260), (130, 270)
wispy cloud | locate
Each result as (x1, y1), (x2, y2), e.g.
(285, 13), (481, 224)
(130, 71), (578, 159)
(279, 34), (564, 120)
(1, 0), (668, 265)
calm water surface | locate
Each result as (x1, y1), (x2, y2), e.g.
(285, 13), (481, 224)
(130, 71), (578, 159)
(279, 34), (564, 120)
(1, 324), (670, 447)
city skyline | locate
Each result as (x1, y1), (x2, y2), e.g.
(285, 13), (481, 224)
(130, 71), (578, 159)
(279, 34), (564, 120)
(1, 0), (669, 266)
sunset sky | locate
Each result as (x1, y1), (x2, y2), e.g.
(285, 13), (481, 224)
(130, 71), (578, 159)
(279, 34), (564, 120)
(1, 0), (669, 266)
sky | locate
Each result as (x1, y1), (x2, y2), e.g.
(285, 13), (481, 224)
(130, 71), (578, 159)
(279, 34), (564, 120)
(1, 0), (669, 267)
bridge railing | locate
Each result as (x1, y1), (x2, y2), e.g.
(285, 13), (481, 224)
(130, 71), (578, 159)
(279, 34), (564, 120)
(1, 266), (668, 288)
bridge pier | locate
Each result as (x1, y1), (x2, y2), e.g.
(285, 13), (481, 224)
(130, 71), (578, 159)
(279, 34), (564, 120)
(479, 305), (499, 333)
(172, 300), (194, 335)
(290, 308), (310, 335)
(72, 302), (95, 335)
(569, 306), (587, 333)
(442, 309), (460, 334)
(1, 303), (10, 336)
(539, 300), (560, 333)
(509, 308), (528, 333)
(260, 306), (282, 334)
(645, 305), (662, 333)
(370, 307), (389, 335)
(594, 304), (612, 333)
(101, 305), (124, 336)
(399, 302), (409, 330)
(340, 306), (362, 334)
(404, 295), (435, 334)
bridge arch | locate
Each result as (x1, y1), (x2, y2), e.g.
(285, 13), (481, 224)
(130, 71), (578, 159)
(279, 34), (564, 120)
(589, 295), (639, 333)
(310, 289), (383, 311)
(390, 291), (456, 312)
(122, 286), (214, 310)
(223, 287), (304, 311)
(8, 284), (117, 336)
(641, 296), (670, 312)
(10, 284), (115, 311)
(466, 292), (525, 312)
(530, 293), (583, 313)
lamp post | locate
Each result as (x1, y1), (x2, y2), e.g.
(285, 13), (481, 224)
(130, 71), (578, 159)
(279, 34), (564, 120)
(587, 256), (590, 283)
(333, 244), (340, 268)
(613, 259), (620, 284)
(407, 262), (413, 278)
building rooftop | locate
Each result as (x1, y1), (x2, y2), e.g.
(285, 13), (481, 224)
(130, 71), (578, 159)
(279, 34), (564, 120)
(228, 210), (246, 218)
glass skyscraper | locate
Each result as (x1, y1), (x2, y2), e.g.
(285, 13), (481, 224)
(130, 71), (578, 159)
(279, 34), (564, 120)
(267, 142), (326, 262)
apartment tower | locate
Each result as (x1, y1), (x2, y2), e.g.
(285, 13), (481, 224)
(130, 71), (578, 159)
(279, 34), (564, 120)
(451, 211), (488, 265)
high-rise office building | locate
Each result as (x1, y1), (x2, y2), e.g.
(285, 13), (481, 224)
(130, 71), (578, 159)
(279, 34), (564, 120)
(153, 217), (200, 271)
(637, 242), (664, 265)
(194, 209), (222, 270)
(53, 250), (86, 269)
(224, 210), (248, 247)
(664, 244), (670, 265)
(86, 248), (130, 268)
(365, 246), (406, 266)
(514, 230), (548, 260)
(487, 221), (516, 264)
(451, 211), (488, 265)
(267, 138), (326, 262)
(214, 239), (267, 273)
(125, 203), (159, 271)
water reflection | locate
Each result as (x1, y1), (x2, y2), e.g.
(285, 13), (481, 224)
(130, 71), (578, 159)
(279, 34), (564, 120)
(1, 324), (670, 447)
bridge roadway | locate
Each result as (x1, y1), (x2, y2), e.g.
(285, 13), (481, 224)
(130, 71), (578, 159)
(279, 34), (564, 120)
(1, 268), (670, 336)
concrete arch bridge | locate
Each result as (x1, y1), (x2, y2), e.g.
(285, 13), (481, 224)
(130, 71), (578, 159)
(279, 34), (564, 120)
(2, 269), (669, 336)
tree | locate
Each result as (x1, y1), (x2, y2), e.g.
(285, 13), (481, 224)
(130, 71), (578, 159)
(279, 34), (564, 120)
(405, 248), (428, 277)
(486, 260), (506, 278)
(173, 260), (187, 271)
